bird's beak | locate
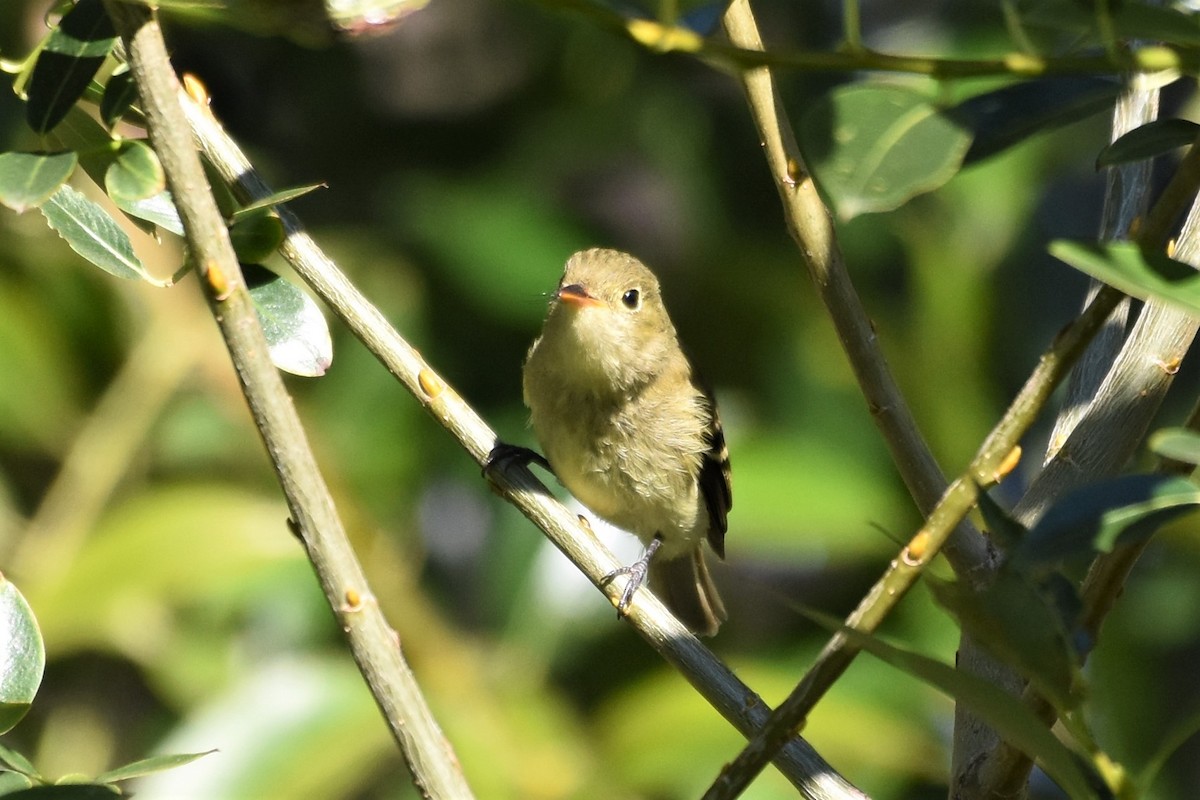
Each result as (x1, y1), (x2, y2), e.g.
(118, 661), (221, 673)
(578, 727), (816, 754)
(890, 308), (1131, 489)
(556, 283), (603, 308)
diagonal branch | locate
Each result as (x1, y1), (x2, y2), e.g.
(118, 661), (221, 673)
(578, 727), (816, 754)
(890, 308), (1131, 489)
(101, 3), (474, 798)
(176, 70), (866, 800)
(705, 120), (1200, 800)
(964, 144), (1200, 800)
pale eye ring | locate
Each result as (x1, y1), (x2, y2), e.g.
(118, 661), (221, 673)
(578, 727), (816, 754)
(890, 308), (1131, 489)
(621, 288), (641, 309)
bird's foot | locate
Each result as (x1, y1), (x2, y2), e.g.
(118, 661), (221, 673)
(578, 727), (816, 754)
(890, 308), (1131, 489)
(484, 441), (553, 481)
(602, 535), (663, 618)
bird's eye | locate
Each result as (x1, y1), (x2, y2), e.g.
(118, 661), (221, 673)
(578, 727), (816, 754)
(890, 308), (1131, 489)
(621, 289), (641, 310)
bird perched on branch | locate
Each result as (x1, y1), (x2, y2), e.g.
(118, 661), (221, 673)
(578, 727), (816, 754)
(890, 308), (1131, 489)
(494, 248), (731, 636)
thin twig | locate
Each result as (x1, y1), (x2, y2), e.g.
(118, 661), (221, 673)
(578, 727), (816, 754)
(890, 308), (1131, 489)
(177, 71), (866, 800)
(101, 4), (473, 798)
(545, 0), (1186, 79)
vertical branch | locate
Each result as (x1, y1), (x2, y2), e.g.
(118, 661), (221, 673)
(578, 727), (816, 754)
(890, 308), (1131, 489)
(1044, 85), (1158, 464)
(101, 3), (474, 797)
(720, 0), (989, 575)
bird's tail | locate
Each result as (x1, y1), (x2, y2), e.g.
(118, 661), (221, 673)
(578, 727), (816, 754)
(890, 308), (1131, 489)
(649, 547), (727, 637)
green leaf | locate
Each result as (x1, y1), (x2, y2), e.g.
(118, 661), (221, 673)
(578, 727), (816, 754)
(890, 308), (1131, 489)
(1050, 240), (1200, 316)
(1138, 704), (1200, 793)
(1148, 427), (1200, 466)
(929, 572), (1083, 713)
(0, 576), (45, 735)
(0, 771), (34, 793)
(799, 84), (972, 220)
(1016, 474), (1200, 565)
(0, 742), (39, 777)
(950, 78), (1119, 165)
(99, 65), (138, 129)
(44, 106), (117, 175)
(39, 184), (152, 282)
(0, 152), (79, 213)
(1097, 118), (1200, 168)
(25, 0), (117, 133)
(104, 141), (165, 205)
(113, 189), (185, 236)
(800, 607), (1108, 800)
(232, 183), (325, 219)
(245, 264), (333, 377)
(93, 751), (216, 784)
(229, 210), (285, 263)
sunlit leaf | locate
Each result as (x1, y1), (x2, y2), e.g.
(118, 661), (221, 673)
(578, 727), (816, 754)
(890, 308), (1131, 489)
(1148, 427), (1200, 466)
(245, 264), (333, 377)
(1050, 240), (1200, 316)
(232, 183), (325, 219)
(94, 751), (216, 784)
(800, 84), (971, 220)
(1097, 118), (1199, 168)
(104, 141), (165, 205)
(229, 210), (285, 263)
(326, 0), (430, 33)
(0, 151), (78, 213)
(1015, 474), (1200, 565)
(99, 65), (138, 129)
(39, 185), (149, 282)
(26, 0), (117, 133)
(0, 771), (34, 793)
(0, 576), (45, 735)
(113, 189), (185, 236)
(801, 607), (1107, 800)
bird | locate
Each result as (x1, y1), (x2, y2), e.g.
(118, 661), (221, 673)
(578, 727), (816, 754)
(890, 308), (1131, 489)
(495, 247), (731, 636)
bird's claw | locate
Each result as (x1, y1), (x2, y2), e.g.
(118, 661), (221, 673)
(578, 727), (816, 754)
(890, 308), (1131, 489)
(601, 536), (663, 619)
(484, 442), (553, 480)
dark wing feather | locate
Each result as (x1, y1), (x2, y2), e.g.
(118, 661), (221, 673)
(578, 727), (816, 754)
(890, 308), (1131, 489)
(697, 386), (732, 559)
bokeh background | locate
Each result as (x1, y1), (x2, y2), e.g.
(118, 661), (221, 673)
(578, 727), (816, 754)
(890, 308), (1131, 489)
(1, 0), (1200, 797)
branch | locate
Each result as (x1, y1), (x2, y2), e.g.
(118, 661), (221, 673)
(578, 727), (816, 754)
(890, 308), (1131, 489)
(544, 0), (1188, 79)
(100, 4), (473, 798)
(702, 287), (1120, 799)
(176, 71), (865, 800)
(950, 79), (1156, 799)
(707, 8), (1200, 787)
(965, 154), (1200, 800)
(720, 0), (988, 574)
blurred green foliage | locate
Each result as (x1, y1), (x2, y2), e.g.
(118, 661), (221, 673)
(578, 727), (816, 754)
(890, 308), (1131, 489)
(2, 0), (1200, 798)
